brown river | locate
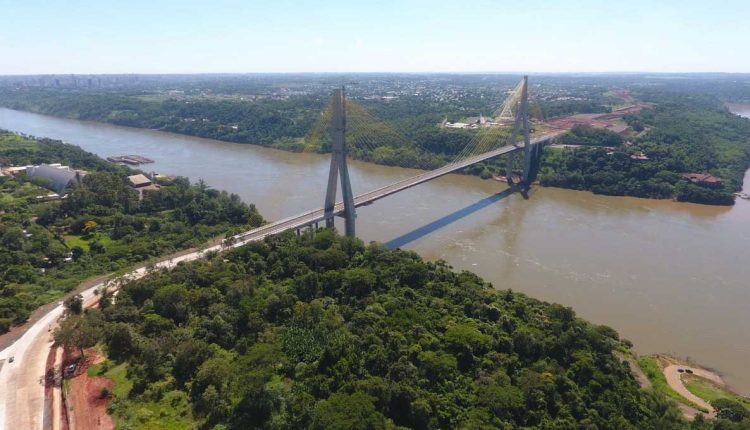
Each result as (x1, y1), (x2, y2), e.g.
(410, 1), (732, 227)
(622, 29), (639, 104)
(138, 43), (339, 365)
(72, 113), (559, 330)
(1, 106), (749, 395)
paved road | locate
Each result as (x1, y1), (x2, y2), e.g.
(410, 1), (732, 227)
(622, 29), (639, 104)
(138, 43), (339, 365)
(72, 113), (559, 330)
(0, 211), (322, 430)
(0, 244), (228, 430)
(231, 134), (559, 243)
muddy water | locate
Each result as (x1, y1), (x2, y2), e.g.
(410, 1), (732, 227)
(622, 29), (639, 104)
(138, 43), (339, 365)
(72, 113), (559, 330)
(1, 107), (749, 395)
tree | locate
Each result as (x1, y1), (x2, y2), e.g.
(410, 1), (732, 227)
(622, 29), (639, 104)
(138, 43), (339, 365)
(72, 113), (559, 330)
(83, 220), (98, 233)
(88, 241), (106, 254)
(1, 227), (24, 251)
(418, 350), (457, 381)
(712, 398), (750, 422)
(311, 392), (388, 430)
(105, 322), (135, 360)
(70, 246), (85, 261)
(64, 294), (83, 315)
(54, 314), (100, 358)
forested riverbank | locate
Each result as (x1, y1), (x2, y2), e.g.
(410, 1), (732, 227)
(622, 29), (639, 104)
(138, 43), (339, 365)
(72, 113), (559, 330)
(2, 81), (749, 205)
(1, 110), (750, 426)
(58, 229), (750, 429)
(537, 95), (750, 205)
(0, 131), (263, 331)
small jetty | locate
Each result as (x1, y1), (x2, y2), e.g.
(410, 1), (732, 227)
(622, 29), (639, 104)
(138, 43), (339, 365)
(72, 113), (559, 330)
(107, 155), (154, 165)
(734, 192), (749, 200)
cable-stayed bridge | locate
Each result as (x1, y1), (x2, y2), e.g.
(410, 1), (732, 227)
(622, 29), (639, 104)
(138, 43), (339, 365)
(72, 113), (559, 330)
(225, 76), (560, 246)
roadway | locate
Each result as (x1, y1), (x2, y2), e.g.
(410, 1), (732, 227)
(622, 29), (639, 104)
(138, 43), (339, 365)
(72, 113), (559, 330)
(232, 133), (558, 243)
(0, 244), (242, 430)
(0, 133), (558, 430)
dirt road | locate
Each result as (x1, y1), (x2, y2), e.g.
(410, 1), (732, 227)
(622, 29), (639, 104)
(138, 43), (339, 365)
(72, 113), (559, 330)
(616, 352), (652, 390)
(664, 364), (723, 418)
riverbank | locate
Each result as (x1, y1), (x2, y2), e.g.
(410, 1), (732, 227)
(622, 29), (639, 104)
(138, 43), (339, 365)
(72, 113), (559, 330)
(48, 229), (706, 429)
(725, 103), (750, 117)
(637, 354), (750, 420)
(2, 103), (747, 207)
(2, 107), (750, 396)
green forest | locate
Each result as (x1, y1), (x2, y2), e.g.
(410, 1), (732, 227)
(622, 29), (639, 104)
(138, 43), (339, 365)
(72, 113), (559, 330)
(1, 78), (750, 206)
(538, 94), (750, 205)
(0, 77), (614, 173)
(0, 131), (263, 331)
(60, 230), (748, 429)
(0, 88), (475, 170)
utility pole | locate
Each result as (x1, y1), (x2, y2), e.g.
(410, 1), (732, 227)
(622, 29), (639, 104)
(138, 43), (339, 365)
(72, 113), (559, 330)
(324, 87), (357, 237)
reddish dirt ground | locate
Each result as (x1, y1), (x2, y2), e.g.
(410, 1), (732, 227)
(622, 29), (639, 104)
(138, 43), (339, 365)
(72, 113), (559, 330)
(44, 345), (71, 430)
(63, 348), (114, 430)
(44, 345), (56, 401)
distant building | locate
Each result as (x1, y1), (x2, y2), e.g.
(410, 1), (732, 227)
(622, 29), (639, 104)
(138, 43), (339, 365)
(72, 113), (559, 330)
(128, 174), (152, 188)
(2, 165), (32, 175)
(35, 193), (61, 202)
(26, 164), (81, 194)
(464, 114), (487, 126)
(681, 173), (722, 188)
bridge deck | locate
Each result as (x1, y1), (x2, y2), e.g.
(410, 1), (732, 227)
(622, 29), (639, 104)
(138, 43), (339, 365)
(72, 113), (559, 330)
(229, 134), (558, 245)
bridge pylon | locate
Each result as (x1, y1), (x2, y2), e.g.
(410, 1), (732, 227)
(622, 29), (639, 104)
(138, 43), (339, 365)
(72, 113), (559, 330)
(505, 76), (541, 187)
(324, 87), (357, 237)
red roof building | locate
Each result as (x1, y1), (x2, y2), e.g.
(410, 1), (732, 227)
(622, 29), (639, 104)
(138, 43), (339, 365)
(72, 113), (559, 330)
(681, 173), (723, 187)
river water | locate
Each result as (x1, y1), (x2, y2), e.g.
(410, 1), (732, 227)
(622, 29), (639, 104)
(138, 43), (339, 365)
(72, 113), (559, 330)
(1, 107), (749, 395)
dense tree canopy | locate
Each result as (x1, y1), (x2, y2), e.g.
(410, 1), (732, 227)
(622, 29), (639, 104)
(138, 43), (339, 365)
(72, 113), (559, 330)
(72, 230), (744, 429)
(1, 76), (748, 207)
(539, 95), (750, 205)
(0, 132), (263, 330)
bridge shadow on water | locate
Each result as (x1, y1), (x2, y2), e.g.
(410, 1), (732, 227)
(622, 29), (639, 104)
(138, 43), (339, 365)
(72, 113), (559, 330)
(385, 187), (520, 249)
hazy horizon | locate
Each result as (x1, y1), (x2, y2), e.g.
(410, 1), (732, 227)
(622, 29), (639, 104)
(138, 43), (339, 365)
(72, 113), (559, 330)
(3, 71), (750, 77)
(2, 0), (749, 75)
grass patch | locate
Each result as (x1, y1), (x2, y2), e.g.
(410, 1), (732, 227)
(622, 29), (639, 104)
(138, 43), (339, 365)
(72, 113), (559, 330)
(64, 235), (90, 250)
(637, 356), (709, 413)
(0, 181), (49, 203)
(88, 360), (132, 399)
(683, 374), (750, 410)
(88, 355), (196, 429)
(63, 234), (113, 251)
(120, 390), (196, 430)
(0, 133), (38, 151)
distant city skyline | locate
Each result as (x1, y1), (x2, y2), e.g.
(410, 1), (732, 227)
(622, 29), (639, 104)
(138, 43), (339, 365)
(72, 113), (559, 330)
(1, 0), (749, 75)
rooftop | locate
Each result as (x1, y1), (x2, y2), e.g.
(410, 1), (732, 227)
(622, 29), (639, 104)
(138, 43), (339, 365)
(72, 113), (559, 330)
(128, 174), (152, 187)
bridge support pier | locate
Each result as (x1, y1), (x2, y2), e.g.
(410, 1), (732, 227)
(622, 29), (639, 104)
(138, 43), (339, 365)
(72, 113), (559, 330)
(323, 87), (357, 237)
(505, 152), (515, 185)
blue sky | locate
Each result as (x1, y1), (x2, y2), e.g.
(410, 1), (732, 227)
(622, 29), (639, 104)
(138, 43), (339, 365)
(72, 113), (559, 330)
(1, 0), (748, 74)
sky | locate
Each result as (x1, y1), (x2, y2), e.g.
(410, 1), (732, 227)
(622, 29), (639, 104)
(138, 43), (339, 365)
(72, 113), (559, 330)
(1, 0), (749, 75)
